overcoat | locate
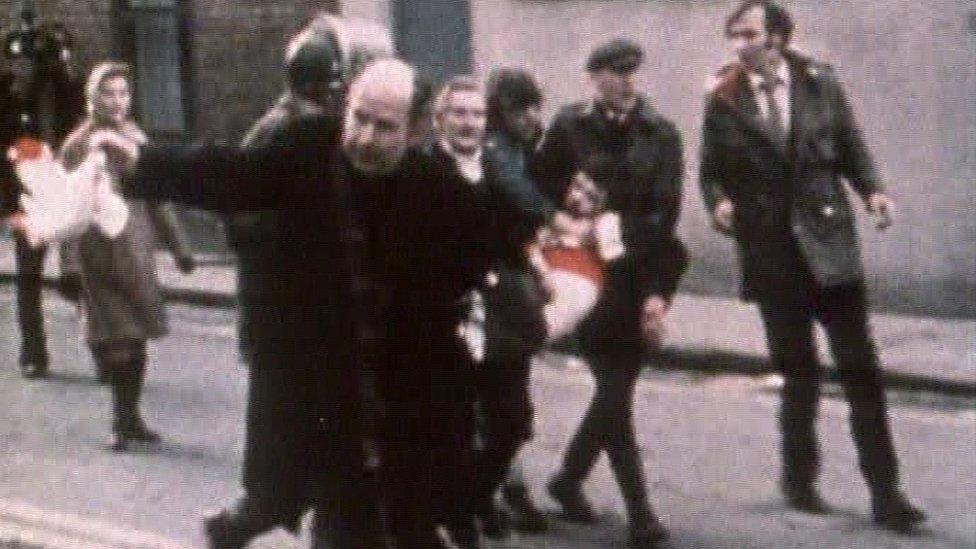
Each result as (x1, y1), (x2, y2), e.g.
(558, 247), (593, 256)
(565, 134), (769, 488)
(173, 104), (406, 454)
(533, 97), (687, 353)
(699, 53), (883, 303)
(125, 114), (489, 527)
(60, 120), (193, 344)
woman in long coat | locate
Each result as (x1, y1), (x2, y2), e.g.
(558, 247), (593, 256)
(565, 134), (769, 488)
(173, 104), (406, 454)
(59, 61), (194, 451)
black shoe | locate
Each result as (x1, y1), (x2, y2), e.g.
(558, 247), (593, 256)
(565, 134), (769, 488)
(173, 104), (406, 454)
(628, 518), (669, 549)
(125, 421), (162, 444)
(108, 432), (129, 452)
(501, 484), (548, 533)
(204, 509), (260, 549)
(476, 501), (510, 539)
(547, 476), (598, 523)
(783, 483), (831, 514)
(872, 492), (926, 533)
(204, 497), (283, 549)
(109, 420), (161, 452)
(20, 362), (48, 379)
(445, 517), (481, 549)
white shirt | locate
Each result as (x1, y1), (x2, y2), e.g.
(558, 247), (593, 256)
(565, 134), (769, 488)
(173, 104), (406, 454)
(439, 140), (483, 185)
(747, 62), (791, 132)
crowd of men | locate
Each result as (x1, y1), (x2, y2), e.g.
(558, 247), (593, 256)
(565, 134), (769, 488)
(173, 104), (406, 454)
(1, 1), (926, 548)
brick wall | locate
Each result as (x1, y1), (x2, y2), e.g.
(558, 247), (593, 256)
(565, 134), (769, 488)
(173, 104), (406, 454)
(1, 0), (338, 142)
(188, 0), (336, 141)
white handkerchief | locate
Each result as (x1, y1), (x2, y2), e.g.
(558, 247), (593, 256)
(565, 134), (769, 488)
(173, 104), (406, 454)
(10, 138), (128, 247)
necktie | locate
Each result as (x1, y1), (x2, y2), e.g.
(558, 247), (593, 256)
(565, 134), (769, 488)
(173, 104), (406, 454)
(759, 78), (787, 146)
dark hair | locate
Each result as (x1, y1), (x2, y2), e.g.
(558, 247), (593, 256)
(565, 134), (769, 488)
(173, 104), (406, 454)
(725, 1), (794, 47)
(433, 75), (483, 120)
(409, 69), (435, 125)
(485, 68), (542, 132)
(579, 153), (621, 190)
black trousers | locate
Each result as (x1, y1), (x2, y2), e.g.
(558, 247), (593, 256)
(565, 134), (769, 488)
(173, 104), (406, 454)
(378, 333), (479, 549)
(558, 349), (653, 524)
(474, 353), (534, 509)
(15, 235), (48, 366)
(758, 281), (900, 495)
(90, 339), (148, 433)
(240, 360), (386, 548)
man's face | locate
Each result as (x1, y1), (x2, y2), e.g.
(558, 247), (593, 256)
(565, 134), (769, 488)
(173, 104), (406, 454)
(590, 67), (637, 112)
(438, 89), (486, 156)
(341, 83), (413, 176)
(728, 6), (772, 71)
(501, 103), (542, 145)
(565, 171), (604, 218)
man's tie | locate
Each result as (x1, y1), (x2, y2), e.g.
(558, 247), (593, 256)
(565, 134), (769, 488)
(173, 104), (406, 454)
(759, 78), (787, 147)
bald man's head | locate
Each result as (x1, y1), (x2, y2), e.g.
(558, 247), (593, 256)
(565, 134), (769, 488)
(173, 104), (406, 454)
(341, 58), (427, 176)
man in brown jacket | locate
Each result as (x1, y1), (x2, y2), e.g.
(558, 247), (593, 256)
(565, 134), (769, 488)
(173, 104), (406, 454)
(699, 0), (925, 533)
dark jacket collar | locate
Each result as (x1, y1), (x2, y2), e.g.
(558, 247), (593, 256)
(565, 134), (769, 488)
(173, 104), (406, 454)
(708, 51), (826, 156)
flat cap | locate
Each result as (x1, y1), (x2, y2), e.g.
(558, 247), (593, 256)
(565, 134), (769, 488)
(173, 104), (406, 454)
(585, 38), (643, 73)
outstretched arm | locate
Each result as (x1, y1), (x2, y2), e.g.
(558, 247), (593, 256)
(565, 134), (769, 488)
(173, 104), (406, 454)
(121, 117), (338, 212)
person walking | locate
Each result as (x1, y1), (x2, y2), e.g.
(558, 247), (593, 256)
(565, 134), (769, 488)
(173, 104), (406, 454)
(533, 38), (688, 549)
(203, 17), (394, 548)
(0, 13), (85, 378)
(114, 58), (487, 549)
(58, 61), (194, 451)
(699, 0), (925, 533)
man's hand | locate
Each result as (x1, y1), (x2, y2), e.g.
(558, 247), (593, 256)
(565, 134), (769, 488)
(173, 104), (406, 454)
(711, 198), (735, 236)
(640, 294), (669, 349)
(867, 192), (895, 230)
(89, 130), (140, 171)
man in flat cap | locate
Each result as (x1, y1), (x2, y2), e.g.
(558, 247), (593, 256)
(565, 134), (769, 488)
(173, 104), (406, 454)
(533, 38), (687, 549)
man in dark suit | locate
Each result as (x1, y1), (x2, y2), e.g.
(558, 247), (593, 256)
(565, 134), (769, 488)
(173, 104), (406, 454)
(425, 74), (553, 545)
(699, 0), (925, 533)
(116, 57), (488, 549)
(533, 38), (687, 549)
(0, 15), (84, 379)
(202, 16), (393, 549)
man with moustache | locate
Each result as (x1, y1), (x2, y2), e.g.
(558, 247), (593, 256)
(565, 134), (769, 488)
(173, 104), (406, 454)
(700, 0), (924, 532)
(426, 74), (553, 545)
(114, 58), (488, 548)
(533, 38), (687, 549)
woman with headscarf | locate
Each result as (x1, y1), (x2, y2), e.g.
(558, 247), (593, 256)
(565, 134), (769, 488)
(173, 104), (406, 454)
(58, 61), (194, 452)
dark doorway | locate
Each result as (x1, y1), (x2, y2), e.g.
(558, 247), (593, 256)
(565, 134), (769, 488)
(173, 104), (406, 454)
(391, 0), (473, 81)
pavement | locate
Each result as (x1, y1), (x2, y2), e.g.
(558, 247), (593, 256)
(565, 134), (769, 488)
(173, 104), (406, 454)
(0, 234), (975, 549)
(2, 234), (974, 396)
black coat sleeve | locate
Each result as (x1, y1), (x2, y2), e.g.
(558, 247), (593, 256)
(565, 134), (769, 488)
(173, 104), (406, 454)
(829, 71), (884, 199)
(124, 117), (338, 212)
(484, 139), (556, 230)
(699, 98), (732, 216)
(531, 111), (577, 203)
(633, 123), (687, 301)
